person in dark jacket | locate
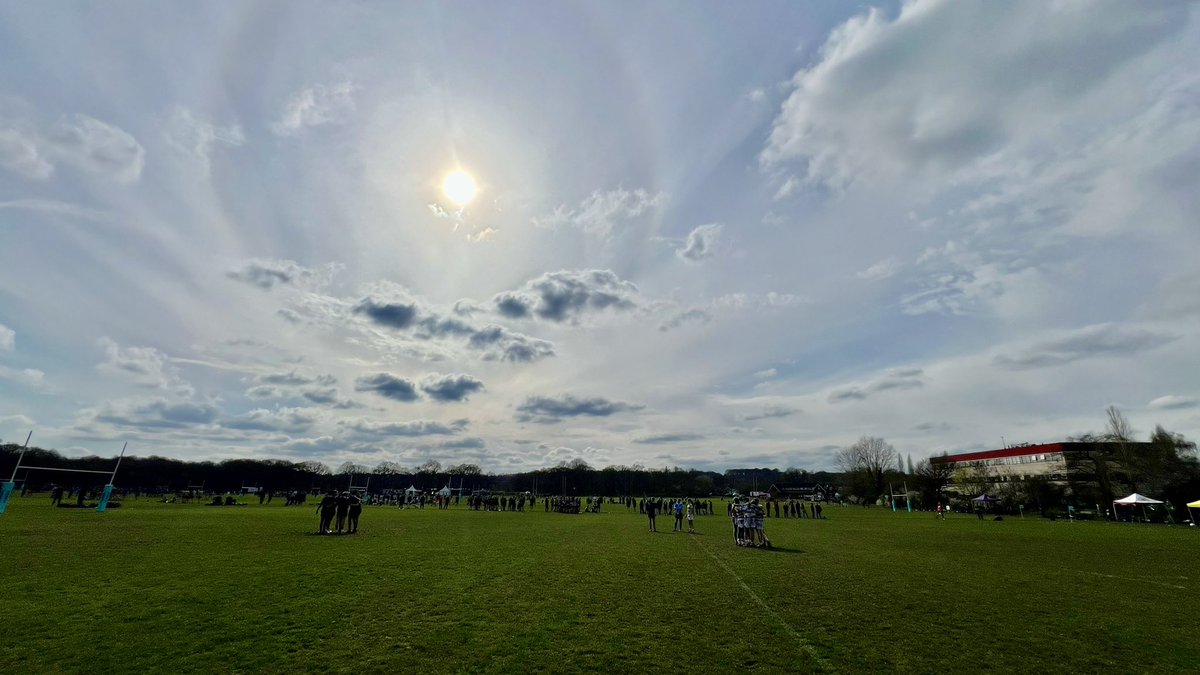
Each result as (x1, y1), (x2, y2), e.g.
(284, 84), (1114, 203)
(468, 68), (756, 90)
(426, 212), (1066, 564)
(317, 491), (337, 534)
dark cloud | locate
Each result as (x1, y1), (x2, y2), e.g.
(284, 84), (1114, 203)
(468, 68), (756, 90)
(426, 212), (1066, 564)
(227, 258), (322, 290)
(353, 291), (555, 363)
(355, 373), (419, 402)
(494, 292), (532, 319)
(829, 368), (924, 403)
(742, 407), (799, 422)
(993, 324), (1177, 370)
(431, 437), (486, 450)
(354, 298), (418, 329)
(468, 325), (555, 363)
(634, 433), (705, 444)
(497, 270), (639, 323)
(223, 408), (317, 433)
(344, 418), (469, 437)
(658, 308), (711, 332)
(420, 373), (485, 402)
(516, 394), (641, 423)
(94, 399), (219, 429)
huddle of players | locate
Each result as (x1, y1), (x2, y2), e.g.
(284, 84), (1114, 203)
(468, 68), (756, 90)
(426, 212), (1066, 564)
(316, 490), (363, 534)
(731, 497), (770, 548)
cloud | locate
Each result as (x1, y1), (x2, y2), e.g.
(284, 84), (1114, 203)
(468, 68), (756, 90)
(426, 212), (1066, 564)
(354, 297), (417, 329)
(47, 114), (144, 183)
(753, 368), (777, 380)
(515, 394), (642, 423)
(419, 373), (485, 402)
(162, 106), (244, 172)
(92, 398), (219, 429)
(223, 407), (318, 433)
(829, 368), (925, 403)
(0, 365), (43, 386)
(1147, 395), (1199, 411)
(271, 81), (357, 135)
(856, 257), (901, 281)
(761, 1), (1189, 188)
(355, 373), (419, 402)
(96, 338), (191, 393)
(350, 287), (554, 363)
(343, 418), (469, 437)
(0, 413), (35, 429)
(227, 259), (336, 290)
(677, 223), (723, 262)
(0, 323), (13, 351)
(466, 326), (555, 363)
(0, 127), (53, 179)
(535, 187), (666, 238)
(634, 433), (705, 444)
(658, 308), (712, 332)
(742, 406), (798, 422)
(992, 324), (1177, 370)
(494, 270), (640, 323)
(245, 385), (283, 400)
(257, 371), (336, 387)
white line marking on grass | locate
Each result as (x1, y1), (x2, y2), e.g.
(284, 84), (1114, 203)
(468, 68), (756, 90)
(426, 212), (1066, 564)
(1073, 570), (1187, 590)
(692, 537), (831, 671)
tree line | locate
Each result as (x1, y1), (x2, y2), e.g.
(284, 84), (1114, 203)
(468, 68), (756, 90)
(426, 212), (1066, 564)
(0, 444), (836, 497)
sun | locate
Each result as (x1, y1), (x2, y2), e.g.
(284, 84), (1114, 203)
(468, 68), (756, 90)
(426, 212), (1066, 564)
(442, 170), (478, 207)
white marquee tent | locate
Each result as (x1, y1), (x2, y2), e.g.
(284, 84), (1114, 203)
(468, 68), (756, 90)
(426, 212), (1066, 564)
(1113, 493), (1163, 522)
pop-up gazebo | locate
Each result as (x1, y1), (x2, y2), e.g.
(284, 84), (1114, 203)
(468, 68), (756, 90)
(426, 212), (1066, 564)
(1187, 499), (1200, 526)
(1113, 493), (1163, 522)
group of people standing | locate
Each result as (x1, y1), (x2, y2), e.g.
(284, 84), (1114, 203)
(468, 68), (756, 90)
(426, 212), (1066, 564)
(643, 498), (699, 533)
(730, 498), (770, 548)
(316, 491), (363, 534)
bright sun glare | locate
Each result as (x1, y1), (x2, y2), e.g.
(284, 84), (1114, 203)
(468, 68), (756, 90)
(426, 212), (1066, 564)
(442, 170), (478, 207)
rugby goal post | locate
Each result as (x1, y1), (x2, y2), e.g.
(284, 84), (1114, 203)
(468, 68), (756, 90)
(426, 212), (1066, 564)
(0, 433), (127, 514)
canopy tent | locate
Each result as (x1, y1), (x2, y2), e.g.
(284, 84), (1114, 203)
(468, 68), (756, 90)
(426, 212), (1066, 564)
(971, 495), (999, 502)
(1187, 499), (1200, 527)
(1113, 493), (1163, 505)
(404, 485), (418, 495)
(437, 485), (452, 497)
(1113, 493), (1163, 523)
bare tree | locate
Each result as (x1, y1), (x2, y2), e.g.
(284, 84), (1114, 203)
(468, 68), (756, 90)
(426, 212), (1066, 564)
(416, 460), (442, 474)
(837, 436), (897, 503)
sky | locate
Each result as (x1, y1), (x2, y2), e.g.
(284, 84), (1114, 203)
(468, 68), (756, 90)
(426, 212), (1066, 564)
(1, 0), (1198, 473)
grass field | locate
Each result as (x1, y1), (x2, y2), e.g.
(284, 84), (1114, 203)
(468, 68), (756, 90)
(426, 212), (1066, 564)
(1, 498), (1196, 673)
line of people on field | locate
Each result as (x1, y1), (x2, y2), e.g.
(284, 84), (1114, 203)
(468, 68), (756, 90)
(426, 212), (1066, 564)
(643, 498), (699, 533)
(316, 490), (362, 534)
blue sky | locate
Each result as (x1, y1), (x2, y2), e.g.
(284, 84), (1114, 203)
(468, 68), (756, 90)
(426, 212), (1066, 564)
(1, 0), (1198, 471)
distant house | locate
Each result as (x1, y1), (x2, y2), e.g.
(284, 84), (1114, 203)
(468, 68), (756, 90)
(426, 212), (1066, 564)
(766, 482), (836, 502)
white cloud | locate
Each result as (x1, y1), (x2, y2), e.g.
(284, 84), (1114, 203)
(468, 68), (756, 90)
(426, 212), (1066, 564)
(535, 187), (665, 238)
(96, 338), (192, 394)
(992, 323), (1177, 370)
(762, 1), (1191, 188)
(271, 81), (357, 135)
(0, 127), (53, 179)
(0, 323), (13, 351)
(0, 413), (35, 429)
(0, 365), (43, 386)
(47, 114), (145, 183)
(1147, 395), (1198, 411)
(163, 106), (244, 172)
(856, 257), (900, 281)
(676, 223), (722, 262)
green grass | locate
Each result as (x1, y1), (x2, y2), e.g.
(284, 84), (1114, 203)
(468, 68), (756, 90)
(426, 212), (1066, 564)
(1, 498), (1196, 673)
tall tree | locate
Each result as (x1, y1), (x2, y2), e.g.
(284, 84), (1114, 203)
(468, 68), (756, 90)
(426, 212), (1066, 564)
(837, 436), (896, 503)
